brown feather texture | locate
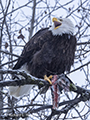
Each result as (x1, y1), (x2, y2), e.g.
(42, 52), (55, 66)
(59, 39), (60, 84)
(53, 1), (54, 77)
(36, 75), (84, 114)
(13, 28), (76, 78)
(9, 18), (77, 98)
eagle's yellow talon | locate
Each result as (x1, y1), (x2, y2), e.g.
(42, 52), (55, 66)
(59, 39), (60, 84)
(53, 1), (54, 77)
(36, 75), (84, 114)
(44, 75), (52, 85)
(48, 75), (53, 79)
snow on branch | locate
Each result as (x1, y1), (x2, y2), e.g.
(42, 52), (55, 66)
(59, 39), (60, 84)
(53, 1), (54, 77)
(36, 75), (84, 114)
(0, 69), (90, 100)
(0, 69), (50, 88)
(0, 69), (90, 96)
(0, 69), (90, 119)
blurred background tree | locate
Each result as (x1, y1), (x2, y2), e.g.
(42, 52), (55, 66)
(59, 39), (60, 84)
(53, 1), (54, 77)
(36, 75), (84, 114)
(0, 0), (90, 119)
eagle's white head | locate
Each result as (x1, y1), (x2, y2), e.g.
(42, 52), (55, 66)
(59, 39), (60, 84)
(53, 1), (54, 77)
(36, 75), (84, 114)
(49, 17), (74, 36)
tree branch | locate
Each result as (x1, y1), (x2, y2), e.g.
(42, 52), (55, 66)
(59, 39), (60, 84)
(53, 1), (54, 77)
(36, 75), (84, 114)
(0, 70), (90, 119)
(77, 41), (90, 45)
(0, 49), (21, 58)
(68, 61), (90, 74)
(0, 91), (90, 119)
(29, 0), (36, 38)
(0, 69), (50, 87)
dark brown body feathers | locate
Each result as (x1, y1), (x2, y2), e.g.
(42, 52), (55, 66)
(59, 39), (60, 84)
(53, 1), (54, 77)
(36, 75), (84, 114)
(13, 28), (76, 78)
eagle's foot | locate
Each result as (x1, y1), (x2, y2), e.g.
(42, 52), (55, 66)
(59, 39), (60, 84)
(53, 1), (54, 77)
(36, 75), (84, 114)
(44, 75), (52, 85)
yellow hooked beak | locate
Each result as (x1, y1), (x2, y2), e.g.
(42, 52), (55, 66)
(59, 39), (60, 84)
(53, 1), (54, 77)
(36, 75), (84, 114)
(52, 17), (62, 29)
(52, 17), (59, 22)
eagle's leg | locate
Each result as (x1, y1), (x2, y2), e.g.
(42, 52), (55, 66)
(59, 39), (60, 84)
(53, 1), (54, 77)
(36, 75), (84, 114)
(44, 75), (52, 85)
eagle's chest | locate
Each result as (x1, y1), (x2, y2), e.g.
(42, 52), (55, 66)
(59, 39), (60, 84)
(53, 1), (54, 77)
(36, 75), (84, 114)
(51, 38), (68, 56)
(49, 37), (71, 67)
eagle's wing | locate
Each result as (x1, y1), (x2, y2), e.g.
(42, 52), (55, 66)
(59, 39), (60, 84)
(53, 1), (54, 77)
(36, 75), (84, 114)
(10, 28), (51, 98)
(13, 28), (49, 70)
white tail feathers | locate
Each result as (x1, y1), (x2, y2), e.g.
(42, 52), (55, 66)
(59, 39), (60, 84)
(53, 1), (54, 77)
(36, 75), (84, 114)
(9, 64), (33, 98)
(9, 85), (33, 97)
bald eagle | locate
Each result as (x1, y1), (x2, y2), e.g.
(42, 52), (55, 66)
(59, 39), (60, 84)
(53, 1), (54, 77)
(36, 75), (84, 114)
(9, 17), (76, 97)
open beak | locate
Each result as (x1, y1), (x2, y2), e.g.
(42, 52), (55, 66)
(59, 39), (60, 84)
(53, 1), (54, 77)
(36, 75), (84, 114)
(52, 17), (62, 29)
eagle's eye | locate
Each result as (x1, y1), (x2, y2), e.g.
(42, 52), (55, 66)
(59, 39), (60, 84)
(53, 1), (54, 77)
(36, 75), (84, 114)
(59, 19), (63, 22)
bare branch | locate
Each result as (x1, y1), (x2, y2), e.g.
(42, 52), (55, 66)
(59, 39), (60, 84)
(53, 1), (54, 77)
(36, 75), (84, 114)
(29, 0), (36, 38)
(77, 41), (90, 45)
(68, 61), (90, 74)
(0, 49), (21, 58)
